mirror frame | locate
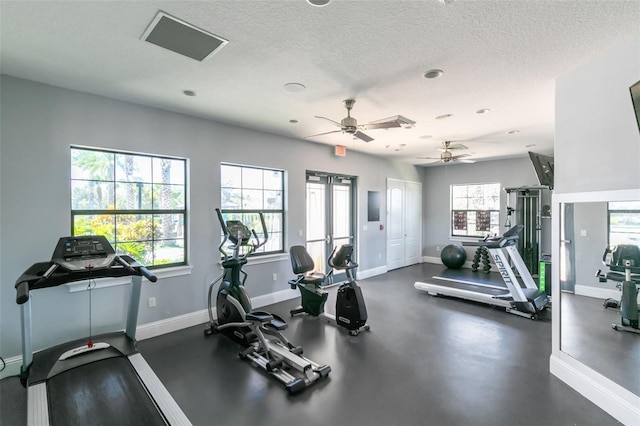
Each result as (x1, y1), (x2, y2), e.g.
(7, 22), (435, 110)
(551, 188), (640, 425)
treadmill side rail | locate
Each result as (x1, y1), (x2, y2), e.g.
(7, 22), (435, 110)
(129, 353), (192, 425)
(27, 383), (49, 426)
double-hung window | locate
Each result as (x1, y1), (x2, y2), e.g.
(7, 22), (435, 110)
(220, 163), (284, 255)
(71, 147), (187, 268)
(608, 201), (640, 246)
(451, 183), (501, 237)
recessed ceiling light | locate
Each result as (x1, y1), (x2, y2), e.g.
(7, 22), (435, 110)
(507, 130), (520, 135)
(183, 90), (196, 96)
(475, 108), (490, 114)
(289, 119), (299, 124)
(439, 0), (455, 4)
(419, 135), (433, 139)
(283, 83), (306, 92)
(424, 69), (443, 79)
(307, 0), (331, 6)
(435, 114), (453, 120)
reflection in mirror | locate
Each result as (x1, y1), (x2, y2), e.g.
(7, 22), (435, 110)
(559, 201), (640, 396)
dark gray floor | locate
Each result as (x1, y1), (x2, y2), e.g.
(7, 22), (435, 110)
(561, 292), (640, 395)
(1, 263), (621, 425)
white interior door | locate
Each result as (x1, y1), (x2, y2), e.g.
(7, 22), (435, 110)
(386, 178), (422, 270)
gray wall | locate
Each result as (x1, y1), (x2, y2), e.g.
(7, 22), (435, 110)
(572, 202), (613, 290)
(421, 156), (552, 260)
(0, 75), (421, 358)
(555, 30), (640, 289)
(555, 32), (640, 193)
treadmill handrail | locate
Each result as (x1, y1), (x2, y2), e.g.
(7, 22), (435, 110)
(15, 254), (156, 304)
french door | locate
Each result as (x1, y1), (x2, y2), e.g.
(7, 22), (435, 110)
(306, 171), (356, 283)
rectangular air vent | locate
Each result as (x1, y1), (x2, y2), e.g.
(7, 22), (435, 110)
(141, 11), (228, 62)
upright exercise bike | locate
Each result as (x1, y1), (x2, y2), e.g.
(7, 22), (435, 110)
(289, 244), (370, 335)
(204, 209), (331, 394)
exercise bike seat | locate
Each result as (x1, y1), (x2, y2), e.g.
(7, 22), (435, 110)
(289, 246), (326, 286)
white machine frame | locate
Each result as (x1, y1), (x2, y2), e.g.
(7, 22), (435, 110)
(415, 235), (548, 319)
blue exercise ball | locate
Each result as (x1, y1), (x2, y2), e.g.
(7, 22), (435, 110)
(441, 244), (466, 269)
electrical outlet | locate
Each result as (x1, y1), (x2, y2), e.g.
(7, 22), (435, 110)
(437, 246), (440, 252)
(272, 273), (277, 281)
(148, 297), (156, 308)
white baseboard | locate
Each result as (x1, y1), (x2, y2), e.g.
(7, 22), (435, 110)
(550, 353), (640, 425)
(423, 256), (440, 264)
(358, 266), (388, 280)
(136, 309), (210, 341)
(423, 256), (475, 269)
(574, 285), (621, 300)
(1, 355), (23, 379)
(1, 288), (300, 380)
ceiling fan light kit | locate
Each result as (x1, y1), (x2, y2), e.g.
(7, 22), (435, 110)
(417, 140), (476, 164)
(306, 99), (414, 143)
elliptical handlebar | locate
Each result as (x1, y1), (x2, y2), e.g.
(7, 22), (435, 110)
(215, 208), (269, 260)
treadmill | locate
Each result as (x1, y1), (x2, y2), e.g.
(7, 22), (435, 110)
(15, 235), (192, 426)
(415, 225), (549, 319)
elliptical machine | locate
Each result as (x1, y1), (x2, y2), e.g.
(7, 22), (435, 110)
(204, 209), (330, 394)
(289, 244), (370, 336)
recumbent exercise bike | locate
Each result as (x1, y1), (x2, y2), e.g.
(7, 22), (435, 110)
(596, 244), (640, 334)
(289, 244), (370, 336)
(204, 209), (330, 394)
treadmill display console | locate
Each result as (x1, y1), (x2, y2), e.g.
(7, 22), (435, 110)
(52, 236), (116, 271)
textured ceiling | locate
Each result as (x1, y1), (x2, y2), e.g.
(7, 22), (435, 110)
(1, 1), (639, 166)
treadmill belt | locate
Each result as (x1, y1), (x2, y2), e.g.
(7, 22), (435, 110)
(47, 356), (167, 426)
(434, 267), (528, 288)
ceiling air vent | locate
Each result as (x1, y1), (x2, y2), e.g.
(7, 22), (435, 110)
(141, 11), (228, 61)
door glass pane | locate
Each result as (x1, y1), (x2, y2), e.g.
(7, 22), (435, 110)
(306, 182), (325, 240)
(333, 185), (351, 238)
(306, 240), (325, 274)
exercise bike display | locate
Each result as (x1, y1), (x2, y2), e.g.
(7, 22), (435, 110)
(596, 244), (640, 334)
(204, 209), (331, 394)
(289, 244), (370, 336)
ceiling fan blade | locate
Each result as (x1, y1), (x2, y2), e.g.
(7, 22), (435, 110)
(416, 156), (441, 160)
(306, 130), (342, 139)
(457, 159), (476, 163)
(439, 144), (467, 151)
(314, 116), (343, 127)
(451, 153), (471, 159)
(354, 131), (374, 142)
(362, 121), (402, 130)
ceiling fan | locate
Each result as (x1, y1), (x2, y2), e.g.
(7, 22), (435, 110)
(306, 99), (408, 142)
(418, 141), (476, 164)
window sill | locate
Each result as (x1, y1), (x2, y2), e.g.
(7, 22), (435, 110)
(65, 265), (193, 293)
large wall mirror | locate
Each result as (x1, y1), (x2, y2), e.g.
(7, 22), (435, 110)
(557, 190), (640, 397)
